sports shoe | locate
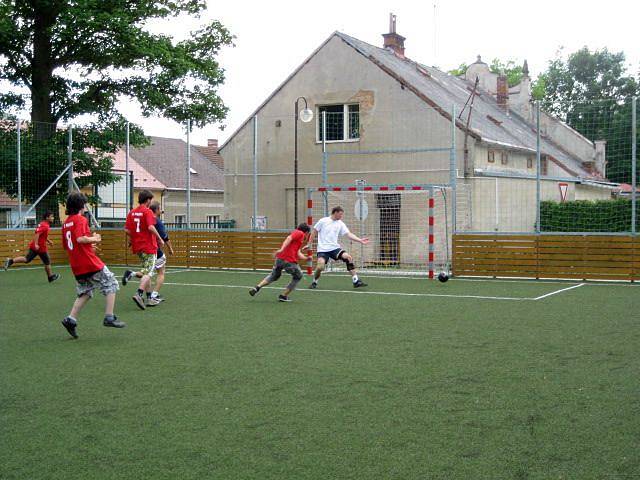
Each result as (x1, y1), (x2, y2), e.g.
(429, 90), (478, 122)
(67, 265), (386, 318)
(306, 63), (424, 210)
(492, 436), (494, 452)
(122, 270), (134, 286)
(278, 295), (292, 302)
(48, 273), (60, 283)
(4, 258), (11, 271)
(249, 287), (260, 296)
(153, 295), (164, 303)
(61, 317), (78, 339)
(309, 282), (318, 289)
(353, 280), (368, 288)
(103, 315), (126, 328)
(132, 293), (146, 310)
(146, 297), (161, 307)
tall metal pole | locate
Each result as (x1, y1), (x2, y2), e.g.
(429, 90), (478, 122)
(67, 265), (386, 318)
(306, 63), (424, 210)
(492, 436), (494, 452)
(632, 97), (637, 235)
(186, 119), (191, 229)
(322, 110), (328, 217)
(67, 125), (73, 192)
(536, 102), (541, 234)
(125, 122), (130, 211)
(450, 104), (457, 233)
(16, 120), (22, 226)
(253, 115), (258, 230)
(294, 99), (299, 226)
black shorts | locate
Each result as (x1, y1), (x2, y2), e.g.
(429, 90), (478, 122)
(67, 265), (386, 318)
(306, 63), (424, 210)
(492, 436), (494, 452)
(317, 248), (346, 262)
(25, 249), (51, 265)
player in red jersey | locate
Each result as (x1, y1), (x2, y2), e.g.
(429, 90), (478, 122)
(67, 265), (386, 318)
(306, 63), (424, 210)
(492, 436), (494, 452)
(4, 211), (59, 283)
(123, 190), (164, 310)
(249, 223), (311, 302)
(60, 193), (125, 339)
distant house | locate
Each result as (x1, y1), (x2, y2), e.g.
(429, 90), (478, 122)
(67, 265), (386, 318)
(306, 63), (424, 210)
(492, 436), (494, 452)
(91, 136), (224, 227)
(219, 17), (616, 234)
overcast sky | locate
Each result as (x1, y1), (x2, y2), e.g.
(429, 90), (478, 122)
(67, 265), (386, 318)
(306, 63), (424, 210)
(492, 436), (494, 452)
(118, 0), (640, 146)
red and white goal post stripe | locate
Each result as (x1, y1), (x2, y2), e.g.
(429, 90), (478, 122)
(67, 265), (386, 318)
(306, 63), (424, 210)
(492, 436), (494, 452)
(306, 184), (451, 277)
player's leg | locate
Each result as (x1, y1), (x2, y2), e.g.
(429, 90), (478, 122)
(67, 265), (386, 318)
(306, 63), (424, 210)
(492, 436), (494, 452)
(5, 249), (34, 270)
(133, 253), (156, 309)
(250, 259), (283, 296)
(40, 252), (59, 283)
(151, 256), (166, 301)
(339, 251), (367, 288)
(62, 280), (93, 339)
(97, 267), (125, 328)
(280, 263), (303, 302)
(310, 255), (327, 288)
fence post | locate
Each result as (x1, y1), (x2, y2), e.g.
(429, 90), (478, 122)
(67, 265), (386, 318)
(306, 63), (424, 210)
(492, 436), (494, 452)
(253, 115), (258, 230)
(16, 120), (22, 226)
(67, 125), (73, 192)
(125, 122), (130, 211)
(186, 119), (191, 229)
(450, 104), (457, 234)
(536, 102), (541, 234)
(632, 96), (637, 235)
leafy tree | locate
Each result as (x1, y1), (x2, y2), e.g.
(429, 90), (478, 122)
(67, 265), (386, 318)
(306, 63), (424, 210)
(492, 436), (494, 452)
(537, 47), (639, 184)
(0, 1), (232, 222)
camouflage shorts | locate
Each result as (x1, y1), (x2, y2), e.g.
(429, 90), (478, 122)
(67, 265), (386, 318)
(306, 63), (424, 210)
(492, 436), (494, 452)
(138, 252), (157, 277)
(76, 266), (119, 298)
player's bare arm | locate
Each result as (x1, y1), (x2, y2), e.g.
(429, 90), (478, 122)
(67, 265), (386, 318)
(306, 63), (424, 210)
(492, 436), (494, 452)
(148, 225), (165, 247)
(275, 235), (293, 257)
(166, 239), (175, 255)
(346, 232), (369, 245)
(77, 233), (101, 244)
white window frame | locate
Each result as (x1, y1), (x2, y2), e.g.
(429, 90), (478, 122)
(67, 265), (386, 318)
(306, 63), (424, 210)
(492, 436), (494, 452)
(174, 214), (186, 226)
(316, 103), (360, 144)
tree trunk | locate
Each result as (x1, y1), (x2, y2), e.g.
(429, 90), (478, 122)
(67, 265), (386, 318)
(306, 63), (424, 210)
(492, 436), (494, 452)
(31, 3), (56, 138)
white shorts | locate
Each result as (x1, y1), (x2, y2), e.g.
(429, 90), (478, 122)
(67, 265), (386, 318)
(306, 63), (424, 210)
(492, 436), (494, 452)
(154, 255), (166, 270)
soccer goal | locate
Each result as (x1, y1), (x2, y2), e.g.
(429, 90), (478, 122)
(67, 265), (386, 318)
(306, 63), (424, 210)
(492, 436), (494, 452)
(307, 184), (463, 277)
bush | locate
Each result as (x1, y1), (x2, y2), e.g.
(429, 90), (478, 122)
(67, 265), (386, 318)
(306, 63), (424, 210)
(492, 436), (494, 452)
(540, 198), (638, 232)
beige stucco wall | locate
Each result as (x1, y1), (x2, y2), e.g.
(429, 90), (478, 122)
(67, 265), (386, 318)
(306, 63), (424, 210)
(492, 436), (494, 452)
(163, 190), (224, 224)
(222, 35), (465, 230)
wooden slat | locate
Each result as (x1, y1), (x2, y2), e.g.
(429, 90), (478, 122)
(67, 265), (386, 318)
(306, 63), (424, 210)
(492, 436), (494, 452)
(453, 233), (637, 282)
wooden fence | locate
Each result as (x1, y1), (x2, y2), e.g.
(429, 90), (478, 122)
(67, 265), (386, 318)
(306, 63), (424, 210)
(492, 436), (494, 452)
(1, 229), (287, 270)
(453, 234), (639, 281)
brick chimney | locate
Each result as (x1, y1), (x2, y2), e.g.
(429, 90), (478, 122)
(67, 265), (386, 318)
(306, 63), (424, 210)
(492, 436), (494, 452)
(207, 138), (218, 149)
(496, 74), (509, 110)
(382, 13), (405, 57)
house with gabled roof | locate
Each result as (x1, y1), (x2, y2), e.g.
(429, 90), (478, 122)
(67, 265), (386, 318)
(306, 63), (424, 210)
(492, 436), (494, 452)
(89, 136), (224, 227)
(219, 16), (614, 234)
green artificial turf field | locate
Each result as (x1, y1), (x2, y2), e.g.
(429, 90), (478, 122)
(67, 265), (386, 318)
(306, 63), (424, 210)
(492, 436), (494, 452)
(1, 266), (638, 479)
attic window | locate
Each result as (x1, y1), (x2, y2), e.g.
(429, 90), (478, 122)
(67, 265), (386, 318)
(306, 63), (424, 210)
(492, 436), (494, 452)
(486, 115), (502, 126)
(189, 167), (198, 174)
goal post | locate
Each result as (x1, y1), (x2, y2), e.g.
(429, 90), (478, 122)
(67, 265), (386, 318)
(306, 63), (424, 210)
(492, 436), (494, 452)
(306, 184), (457, 277)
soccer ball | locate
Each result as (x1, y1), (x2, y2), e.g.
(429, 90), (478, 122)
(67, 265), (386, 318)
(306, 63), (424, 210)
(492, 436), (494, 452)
(437, 272), (449, 283)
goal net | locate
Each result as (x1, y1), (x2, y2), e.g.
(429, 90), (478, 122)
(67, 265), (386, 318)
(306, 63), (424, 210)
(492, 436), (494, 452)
(307, 184), (467, 276)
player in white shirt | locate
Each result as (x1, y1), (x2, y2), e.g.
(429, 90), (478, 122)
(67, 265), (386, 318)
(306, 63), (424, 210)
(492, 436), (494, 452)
(307, 205), (370, 289)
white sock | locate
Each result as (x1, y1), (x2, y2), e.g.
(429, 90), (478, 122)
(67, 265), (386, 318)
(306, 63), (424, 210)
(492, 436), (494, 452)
(352, 275), (359, 283)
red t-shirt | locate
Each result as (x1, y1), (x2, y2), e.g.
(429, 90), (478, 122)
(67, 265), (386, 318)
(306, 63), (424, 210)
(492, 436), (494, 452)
(125, 205), (157, 254)
(277, 229), (306, 263)
(62, 214), (105, 275)
(28, 221), (50, 252)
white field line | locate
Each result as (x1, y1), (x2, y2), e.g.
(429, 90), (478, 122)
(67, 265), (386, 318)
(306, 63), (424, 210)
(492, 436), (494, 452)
(163, 281), (532, 301)
(139, 269), (640, 288)
(533, 283), (585, 300)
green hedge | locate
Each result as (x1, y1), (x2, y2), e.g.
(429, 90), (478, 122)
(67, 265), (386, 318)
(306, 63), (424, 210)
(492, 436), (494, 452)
(540, 198), (638, 232)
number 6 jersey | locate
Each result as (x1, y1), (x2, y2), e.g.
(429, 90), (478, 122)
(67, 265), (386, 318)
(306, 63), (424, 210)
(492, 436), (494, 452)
(62, 214), (105, 276)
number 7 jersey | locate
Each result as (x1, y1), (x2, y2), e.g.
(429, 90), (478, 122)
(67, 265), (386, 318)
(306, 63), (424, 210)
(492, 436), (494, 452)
(62, 214), (105, 275)
(125, 205), (157, 254)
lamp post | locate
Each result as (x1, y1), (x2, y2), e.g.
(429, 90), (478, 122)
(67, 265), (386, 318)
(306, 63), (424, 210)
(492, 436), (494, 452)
(294, 96), (313, 225)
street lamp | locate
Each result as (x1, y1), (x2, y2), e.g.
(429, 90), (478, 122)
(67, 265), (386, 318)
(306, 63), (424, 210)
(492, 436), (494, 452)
(294, 96), (313, 225)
